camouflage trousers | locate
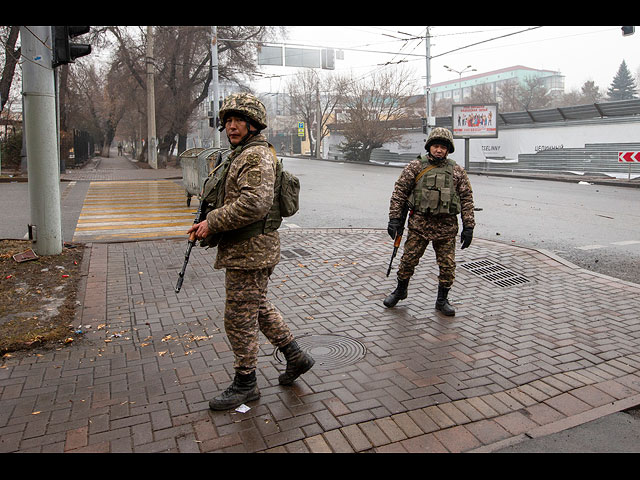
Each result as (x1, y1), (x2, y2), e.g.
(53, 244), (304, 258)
(397, 231), (456, 288)
(224, 267), (294, 375)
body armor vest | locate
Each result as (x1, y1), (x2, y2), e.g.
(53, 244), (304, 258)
(200, 139), (282, 246)
(409, 155), (461, 216)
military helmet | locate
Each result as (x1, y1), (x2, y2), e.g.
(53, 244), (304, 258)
(425, 127), (455, 153)
(219, 92), (268, 130)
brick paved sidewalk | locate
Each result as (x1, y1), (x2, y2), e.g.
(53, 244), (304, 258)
(60, 155), (182, 182)
(1, 229), (640, 453)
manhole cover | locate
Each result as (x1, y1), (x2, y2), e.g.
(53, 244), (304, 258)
(461, 259), (530, 288)
(274, 334), (367, 369)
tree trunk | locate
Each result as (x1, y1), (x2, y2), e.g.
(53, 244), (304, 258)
(178, 134), (187, 155)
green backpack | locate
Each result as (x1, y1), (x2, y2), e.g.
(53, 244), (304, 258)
(271, 145), (300, 218)
(200, 143), (300, 246)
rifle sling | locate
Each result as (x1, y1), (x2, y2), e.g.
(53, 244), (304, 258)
(414, 164), (438, 184)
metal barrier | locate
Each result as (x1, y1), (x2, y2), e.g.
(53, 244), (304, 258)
(178, 147), (229, 206)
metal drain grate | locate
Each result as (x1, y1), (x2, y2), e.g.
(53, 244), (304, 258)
(274, 334), (367, 369)
(281, 247), (313, 259)
(461, 259), (530, 288)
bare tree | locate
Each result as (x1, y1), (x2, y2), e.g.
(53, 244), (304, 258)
(65, 60), (128, 157)
(580, 80), (603, 103)
(467, 84), (496, 104)
(103, 26), (284, 163)
(286, 69), (347, 157)
(340, 67), (418, 162)
(432, 96), (453, 117)
(497, 77), (553, 112)
(518, 76), (553, 110)
(0, 26), (20, 113)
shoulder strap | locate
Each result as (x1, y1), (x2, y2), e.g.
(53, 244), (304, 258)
(267, 143), (278, 174)
(415, 164), (438, 185)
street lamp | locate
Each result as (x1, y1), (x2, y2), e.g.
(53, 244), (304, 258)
(444, 64), (476, 102)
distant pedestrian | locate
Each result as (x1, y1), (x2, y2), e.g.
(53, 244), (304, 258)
(383, 127), (475, 316)
(188, 93), (314, 410)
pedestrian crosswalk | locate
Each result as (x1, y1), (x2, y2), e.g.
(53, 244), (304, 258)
(72, 180), (196, 242)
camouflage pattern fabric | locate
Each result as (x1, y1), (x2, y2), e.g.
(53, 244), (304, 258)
(389, 155), (475, 240)
(204, 127), (295, 376)
(389, 152), (475, 287)
(224, 268), (294, 375)
(219, 92), (268, 130)
(206, 133), (280, 270)
(425, 126), (455, 153)
(398, 235), (456, 287)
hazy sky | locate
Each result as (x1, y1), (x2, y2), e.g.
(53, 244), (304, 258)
(255, 26), (639, 96)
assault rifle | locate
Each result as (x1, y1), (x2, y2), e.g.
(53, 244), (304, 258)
(386, 201), (410, 277)
(175, 198), (208, 293)
(175, 150), (226, 293)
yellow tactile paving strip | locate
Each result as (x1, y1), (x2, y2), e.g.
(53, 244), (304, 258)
(72, 180), (195, 242)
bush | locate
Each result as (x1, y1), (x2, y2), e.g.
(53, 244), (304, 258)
(1, 131), (23, 170)
(338, 140), (366, 162)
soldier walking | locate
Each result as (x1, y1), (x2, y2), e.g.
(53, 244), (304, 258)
(188, 93), (314, 410)
(383, 127), (475, 316)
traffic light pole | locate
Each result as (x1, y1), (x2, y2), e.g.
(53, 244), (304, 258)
(20, 26), (63, 255)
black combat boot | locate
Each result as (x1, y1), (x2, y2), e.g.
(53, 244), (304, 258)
(209, 371), (260, 411)
(435, 284), (455, 316)
(278, 340), (315, 385)
(383, 278), (409, 308)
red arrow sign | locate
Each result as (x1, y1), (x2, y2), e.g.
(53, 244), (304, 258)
(618, 151), (640, 162)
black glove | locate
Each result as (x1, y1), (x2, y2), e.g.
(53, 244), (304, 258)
(387, 218), (403, 240)
(460, 227), (473, 249)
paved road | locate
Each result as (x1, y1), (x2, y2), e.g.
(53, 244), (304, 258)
(282, 157), (640, 285)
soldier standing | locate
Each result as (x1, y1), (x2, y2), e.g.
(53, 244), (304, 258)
(188, 93), (314, 410)
(383, 127), (475, 316)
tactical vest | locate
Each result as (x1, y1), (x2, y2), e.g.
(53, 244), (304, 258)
(409, 155), (461, 216)
(199, 139), (291, 246)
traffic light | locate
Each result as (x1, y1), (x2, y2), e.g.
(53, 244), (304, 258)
(52, 26), (91, 68)
(621, 26), (635, 36)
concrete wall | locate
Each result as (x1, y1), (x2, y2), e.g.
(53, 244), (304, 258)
(325, 116), (640, 167)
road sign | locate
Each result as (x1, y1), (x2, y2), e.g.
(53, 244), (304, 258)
(298, 122), (305, 137)
(618, 151), (640, 162)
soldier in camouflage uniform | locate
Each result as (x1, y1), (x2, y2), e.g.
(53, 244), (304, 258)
(188, 93), (314, 411)
(383, 127), (475, 316)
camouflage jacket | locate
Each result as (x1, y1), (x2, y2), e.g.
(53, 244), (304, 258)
(389, 154), (475, 240)
(206, 134), (280, 270)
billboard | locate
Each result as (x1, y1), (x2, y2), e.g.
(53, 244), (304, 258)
(452, 104), (498, 138)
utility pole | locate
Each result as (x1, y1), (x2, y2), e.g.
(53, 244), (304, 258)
(316, 89), (322, 159)
(424, 26), (433, 138)
(146, 26), (158, 169)
(211, 26), (220, 148)
(20, 26), (62, 255)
